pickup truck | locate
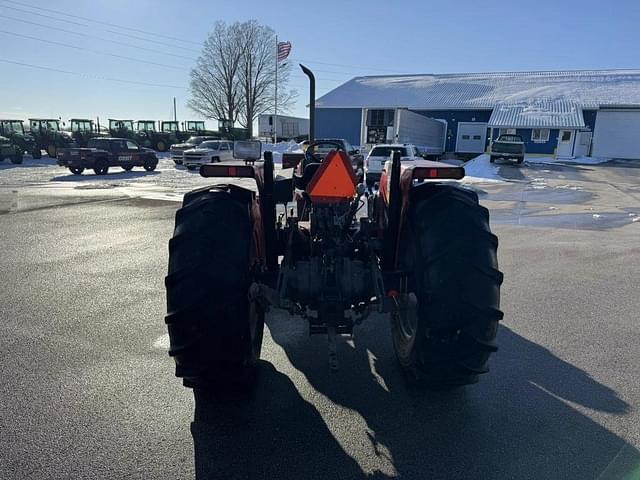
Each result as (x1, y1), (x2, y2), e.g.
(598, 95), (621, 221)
(490, 134), (525, 164)
(57, 137), (158, 175)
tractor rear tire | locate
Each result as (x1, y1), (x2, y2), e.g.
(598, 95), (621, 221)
(32, 149), (42, 159)
(392, 184), (503, 389)
(165, 189), (264, 391)
(156, 140), (167, 152)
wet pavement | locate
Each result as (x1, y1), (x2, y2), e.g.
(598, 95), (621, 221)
(473, 159), (640, 231)
(0, 155), (639, 479)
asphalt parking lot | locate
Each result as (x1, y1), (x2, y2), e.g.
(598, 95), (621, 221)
(0, 157), (639, 479)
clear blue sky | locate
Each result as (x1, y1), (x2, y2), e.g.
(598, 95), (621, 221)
(1, 0), (638, 129)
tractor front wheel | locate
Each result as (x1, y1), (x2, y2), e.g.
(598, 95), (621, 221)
(165, 188), (264, 391)
(47, 144), (57, 158)
(392, 184), (503, 389)
(156, 140), (167, 152)
(32, 149), (42, 159)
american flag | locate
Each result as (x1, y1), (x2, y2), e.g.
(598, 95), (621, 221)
(277, 41), (292, 62)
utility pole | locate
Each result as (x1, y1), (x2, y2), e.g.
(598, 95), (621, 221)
(173, 97), (177, 122)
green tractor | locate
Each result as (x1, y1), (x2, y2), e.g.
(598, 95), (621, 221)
(135, 120), (172, 152)
(0, 119), (41, 158)
(108, 119), (135, 139)
(28, 118), (75, 158)
(69, 118), (107, 147)
(160, 121), (189, 143)
(0, 135), (23, 164)
(185, 120), (207, 133)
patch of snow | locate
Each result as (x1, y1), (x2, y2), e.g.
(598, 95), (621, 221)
(261, 140), (303, 163)
(593, 214), (602, 219)
(525, 155), (610, 165)
(633, 217), (640, 223)
(461, 154), (505, 183)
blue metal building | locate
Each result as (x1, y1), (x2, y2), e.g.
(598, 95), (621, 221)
(315, 70), (640, 159)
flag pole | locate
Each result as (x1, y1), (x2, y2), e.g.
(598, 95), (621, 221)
(274, 35), (278, 144)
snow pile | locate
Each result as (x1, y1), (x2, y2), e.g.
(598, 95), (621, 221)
(461, 154), (505, 183)
(261, 141), (303, 163)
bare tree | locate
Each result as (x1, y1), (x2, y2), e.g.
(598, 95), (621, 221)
(188, 20), (296, 137)
(236, 20), (296, 137)
(188, 22), (243, 124)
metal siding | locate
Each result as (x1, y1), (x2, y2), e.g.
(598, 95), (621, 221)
(583, 110), (598, 131)
(488, 101), (585, 128)
(411, 110), (491, 152)
(316, 70), (640, 110)
(316, 108), (362, 145)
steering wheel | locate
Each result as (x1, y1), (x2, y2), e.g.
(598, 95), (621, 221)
(303, 140), (345, 166)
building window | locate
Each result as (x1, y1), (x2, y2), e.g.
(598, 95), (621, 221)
(532, 128), (550, 142)
(560, 130), (572, 142)
(499, 128), (516, 136)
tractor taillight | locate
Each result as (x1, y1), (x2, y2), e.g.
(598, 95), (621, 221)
(412, 165), (465, 180)
(200, 164), (255, 178)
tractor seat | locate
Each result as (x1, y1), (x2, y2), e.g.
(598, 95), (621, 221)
(294, 162), (321, 190)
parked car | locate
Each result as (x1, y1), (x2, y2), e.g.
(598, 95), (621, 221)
(170, 136), (219, 164)
(490, 134), (525, 164)
(365, 143), (422, 186)
(56, 137), (158, 175)
(183, 140), (234, 170)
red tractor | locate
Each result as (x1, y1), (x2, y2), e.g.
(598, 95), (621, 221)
(165, 66), (503, 391)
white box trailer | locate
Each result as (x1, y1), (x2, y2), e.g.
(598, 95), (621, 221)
(362, 108), (446, 157)
(258, 114), (309, 140)
(394, 109), (446, 156)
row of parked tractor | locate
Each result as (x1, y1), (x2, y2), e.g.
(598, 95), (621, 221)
(0, 118), (247, 165)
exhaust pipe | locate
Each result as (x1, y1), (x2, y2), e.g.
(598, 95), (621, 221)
(299, 64), (315, 144)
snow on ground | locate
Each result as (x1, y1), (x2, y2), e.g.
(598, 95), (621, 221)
(524, 155), (611, 165)
(461, 154), (506, 183)
(260, 141), (303, 163)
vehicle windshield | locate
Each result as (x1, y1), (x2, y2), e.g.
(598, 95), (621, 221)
(87, 138), (107, 149)
(498, 135), (523, 142)
(199, 141), (220, 150)
(186, 136), (206, 144)
(137, 121), (156, 131)
(163, 122), (178, 132)
(1, 121), (24, 134)
(312, 140), (345, 154)
(110, 120), (133, 130)
(187, 121), (205, 131)
(370, 146), (408, 157)
(71, 120), (92, 132)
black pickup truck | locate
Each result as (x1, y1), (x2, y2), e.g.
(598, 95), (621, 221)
(57, 137), (158, 175)
(490, 134), (525, 164)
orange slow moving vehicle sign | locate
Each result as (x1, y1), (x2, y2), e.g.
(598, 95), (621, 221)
(306, 150), (358, 202)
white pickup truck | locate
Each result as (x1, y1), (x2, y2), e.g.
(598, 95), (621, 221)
(183, 140), (234, 170)
(364, 143), (422, 186)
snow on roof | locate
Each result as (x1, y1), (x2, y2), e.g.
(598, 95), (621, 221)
(316, 69), (640, 110)
(488, 100), (585, 128)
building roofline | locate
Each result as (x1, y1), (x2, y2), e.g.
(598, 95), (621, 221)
(346, 67), (640, 81)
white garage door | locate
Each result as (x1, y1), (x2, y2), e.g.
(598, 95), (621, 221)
(456, 122), (487, 153)
(592, 110), (640, 159)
